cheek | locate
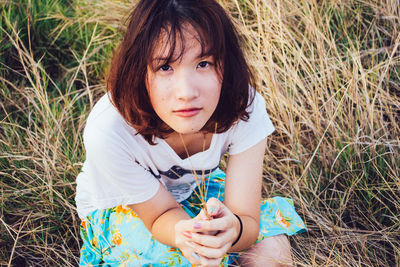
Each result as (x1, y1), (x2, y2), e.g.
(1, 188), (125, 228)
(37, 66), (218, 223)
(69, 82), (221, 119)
(147, 77), (163, 102)
(147, 83), (171, 116)
(203, 72), (221, 91)
(211, 78), (222, 102)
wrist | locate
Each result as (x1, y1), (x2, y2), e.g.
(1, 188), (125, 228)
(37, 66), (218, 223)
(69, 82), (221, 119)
(231, 214), (243, 247)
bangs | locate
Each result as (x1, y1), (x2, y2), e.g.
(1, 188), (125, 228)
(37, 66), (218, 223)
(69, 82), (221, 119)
(146, 16), (224, 72)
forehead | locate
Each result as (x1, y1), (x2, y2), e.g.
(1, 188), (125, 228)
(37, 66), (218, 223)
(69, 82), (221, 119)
(151, 23), (208, 61)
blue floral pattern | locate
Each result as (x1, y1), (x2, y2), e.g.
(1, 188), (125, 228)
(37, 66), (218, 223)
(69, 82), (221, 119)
(79, 169), (306, 266)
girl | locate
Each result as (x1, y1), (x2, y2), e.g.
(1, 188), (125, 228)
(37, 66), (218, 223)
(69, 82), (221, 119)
(76, 0), (306, 266)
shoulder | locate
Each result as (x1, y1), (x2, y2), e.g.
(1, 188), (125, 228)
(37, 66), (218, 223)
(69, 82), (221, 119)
(86, 94), (135, 133)
(232, 91), (269, 129)
(226, 91), (275, 155)
(243, 91), (274, 131)
(83, 94), (143, 157)
(84, 94), (138, 140)
(248, 91), (267, 115)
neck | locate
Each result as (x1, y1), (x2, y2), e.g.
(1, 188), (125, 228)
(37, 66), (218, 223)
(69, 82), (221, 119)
(165, 131), (211, 159)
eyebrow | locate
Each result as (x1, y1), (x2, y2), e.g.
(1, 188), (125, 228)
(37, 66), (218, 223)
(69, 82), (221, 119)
(151, 56), (171, 62)
(151, 53), (213, 63)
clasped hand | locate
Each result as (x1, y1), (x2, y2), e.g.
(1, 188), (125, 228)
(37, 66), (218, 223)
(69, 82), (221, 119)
(175, 197), (240, 266)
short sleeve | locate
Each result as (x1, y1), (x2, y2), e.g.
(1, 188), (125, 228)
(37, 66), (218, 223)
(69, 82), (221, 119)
(82, 127), (160, 210)
(228, 92), (275, 155)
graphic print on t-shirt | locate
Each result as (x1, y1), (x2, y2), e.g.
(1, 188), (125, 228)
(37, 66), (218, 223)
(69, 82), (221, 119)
(158, 165), (218, 180)
(135, 158), (218, 201)
(159, 165), (219, 201)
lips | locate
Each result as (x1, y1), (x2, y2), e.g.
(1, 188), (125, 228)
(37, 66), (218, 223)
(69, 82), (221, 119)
(173, 108), (202, 117)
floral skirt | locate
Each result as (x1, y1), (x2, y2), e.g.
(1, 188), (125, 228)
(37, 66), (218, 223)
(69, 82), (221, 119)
(79, 169), (306, 266)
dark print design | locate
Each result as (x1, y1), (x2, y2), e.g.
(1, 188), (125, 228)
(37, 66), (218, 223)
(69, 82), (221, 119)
(159, 165), (218, 180)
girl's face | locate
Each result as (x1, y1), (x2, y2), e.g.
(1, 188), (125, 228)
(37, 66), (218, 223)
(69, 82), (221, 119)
(146, 25), (222, 135)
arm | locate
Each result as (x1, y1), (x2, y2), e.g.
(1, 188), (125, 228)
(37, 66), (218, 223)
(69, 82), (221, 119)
(129, 183), (216, 265)
(130, 184), (228, 266)
(224, 136), (267, 251)
(128, 184), (190, 247)
(186, 137), (268, 258)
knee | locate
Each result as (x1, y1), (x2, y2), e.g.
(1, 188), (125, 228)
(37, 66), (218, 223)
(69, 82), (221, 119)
(262, 235), (292, 266)
(263, 234), (291, 251)
(239, 235), (293, 267)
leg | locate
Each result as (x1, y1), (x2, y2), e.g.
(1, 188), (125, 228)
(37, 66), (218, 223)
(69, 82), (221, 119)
(79, 221), (102, 266)
(80, 207), (194, 266)
(238, 234), (293, 267)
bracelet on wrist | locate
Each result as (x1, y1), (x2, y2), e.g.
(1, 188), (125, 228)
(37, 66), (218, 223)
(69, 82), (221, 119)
(232, 214), (243, 247)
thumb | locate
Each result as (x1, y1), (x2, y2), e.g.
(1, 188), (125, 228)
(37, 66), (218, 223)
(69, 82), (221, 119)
(196, 208), (211, 221)
(205, 197), (223, 217)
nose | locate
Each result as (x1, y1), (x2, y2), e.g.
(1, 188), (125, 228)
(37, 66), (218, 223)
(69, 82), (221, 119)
(174, 69), (198, 101)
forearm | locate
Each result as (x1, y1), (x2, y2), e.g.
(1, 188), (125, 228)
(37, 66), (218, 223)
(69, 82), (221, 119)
(228, 214), (259, 252)
(151, 206), (191, 247)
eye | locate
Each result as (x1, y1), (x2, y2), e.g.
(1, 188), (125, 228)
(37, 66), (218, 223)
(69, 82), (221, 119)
(197, 61), (211, 69)
(159, 64), (172, 71)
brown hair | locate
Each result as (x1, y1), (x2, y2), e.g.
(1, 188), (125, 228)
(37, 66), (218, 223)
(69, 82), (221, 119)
(107, 0), (255, 144)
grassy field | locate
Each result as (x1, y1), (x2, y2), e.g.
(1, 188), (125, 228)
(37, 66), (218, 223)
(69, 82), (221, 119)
(1, 0), (399, 266)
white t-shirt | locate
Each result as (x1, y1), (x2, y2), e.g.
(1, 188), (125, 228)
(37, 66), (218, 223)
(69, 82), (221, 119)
(75, 92), (275, 218)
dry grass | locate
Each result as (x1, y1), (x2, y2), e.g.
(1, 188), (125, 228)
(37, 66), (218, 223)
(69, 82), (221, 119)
(1, 0), (399, 266)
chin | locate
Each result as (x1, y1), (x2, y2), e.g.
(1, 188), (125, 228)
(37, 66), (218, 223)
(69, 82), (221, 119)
(173, 125), (205, 135)
(175, 129), (201, 135)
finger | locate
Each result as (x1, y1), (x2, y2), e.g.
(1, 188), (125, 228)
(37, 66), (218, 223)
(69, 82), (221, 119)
(190, 250), (221, 267)
(214, 228), (238, 245)
(199, 256), (224, 267)
(196, 209), (212, 221)
(182, 246), (202, 265)
(205, 197), (223, 217)
(176, 219), (203, 232)
(215, 228), (235, 241)
(191, 251), (202, 263)
(191, 226), (238, 248)
(189, 217), (232, 233)
(192, 250), (223, 267)
(190, 231), (229, 248)
(192, 241), (231, 259)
